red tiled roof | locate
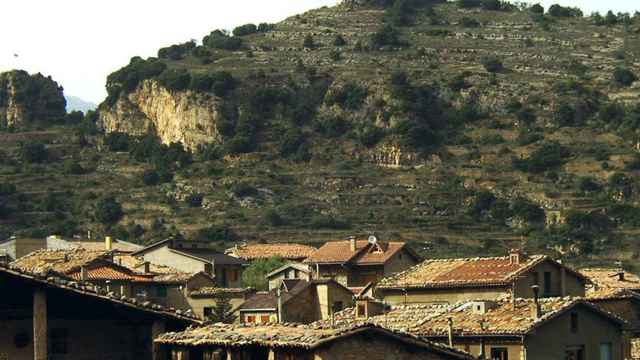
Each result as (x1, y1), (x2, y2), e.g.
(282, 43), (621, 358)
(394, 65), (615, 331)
(67, 266), (153, 282)
(305, 240), (410, 265)
(377, 254), (572, 289)
(226, 243), (317, 261)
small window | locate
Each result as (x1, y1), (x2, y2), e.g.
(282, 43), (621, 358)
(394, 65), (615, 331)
(156, 286), (167, 298)
(246, 315), (256, 323)
(491, 348), (508, 360)
(570, 312), (579, 333)
(260, 316), (270, 323)
(544, 272), (552, 296)
(50, 329), (69, 355)
(203, 307), (214, 319)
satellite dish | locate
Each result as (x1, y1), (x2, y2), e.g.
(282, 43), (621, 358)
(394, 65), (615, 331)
(368, 235), (378, 245)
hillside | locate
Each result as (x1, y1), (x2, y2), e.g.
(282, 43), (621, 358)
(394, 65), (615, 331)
(2, 0), (640, 269)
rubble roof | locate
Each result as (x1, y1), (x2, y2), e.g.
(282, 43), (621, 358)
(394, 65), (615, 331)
(0, 262), (200, 323)
(305, 240), (413, 265)
(582, 268), (640, 291)
(155, 323), (474, 359)
(414, 297), (625, 337)
(226, 243), (317, 261)
(377, 254), (587, 289)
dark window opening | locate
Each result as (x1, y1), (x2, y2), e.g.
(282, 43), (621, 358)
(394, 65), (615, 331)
(533, 272), (540, 286)
(204, 263), (213, 275)
(544, 272), (552, 296)
(203, 307), (214, 319)
(356, 304), (366, 317)
(333, 301), (344, 313)
(491, 348), (508, 360)
(565, 346), (585, 360)
(570, 312), (579, 333)
(156, 286), (168, 298)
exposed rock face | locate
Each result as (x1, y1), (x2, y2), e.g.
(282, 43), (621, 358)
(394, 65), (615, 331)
(98, 80), (222, 150)
(0, 70), (66, 128)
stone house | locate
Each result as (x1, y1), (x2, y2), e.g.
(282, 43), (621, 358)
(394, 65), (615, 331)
(132, 239), (246, 288)
(266, 263), (313, 290)
(376, 249), (588, 305)
(186, 287), (254, 321)
(0, 262), (197, 360)
(588, 289), (640, 358)
(304, 236), (420, 288)
(0, 235), (142, 262)
(11, 249), (217, 314)
(415, 297), (630, 360)
(239, 279), (355, 324)
(154, 323), (475, 360)
(225, 243), (316, 263)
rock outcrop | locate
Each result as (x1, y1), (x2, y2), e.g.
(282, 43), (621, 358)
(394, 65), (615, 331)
(0, 70), (66, 128)
(98, 80), (223, 150)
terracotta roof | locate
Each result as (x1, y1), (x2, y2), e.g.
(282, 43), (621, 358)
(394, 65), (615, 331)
(0, 262), (199, 322)
(414, 297), (625, 337)
(226, 243), (317, 261)
(305, 240), (412, 265)
(155, 323), (474, 359)
(377, 254), (586, 289)
(582, 268), (640, 292)
(67, 265), (152, 282)
(113, 254), (193, 283)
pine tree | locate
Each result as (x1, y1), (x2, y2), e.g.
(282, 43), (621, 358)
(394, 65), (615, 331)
(208, 293), (237, 324)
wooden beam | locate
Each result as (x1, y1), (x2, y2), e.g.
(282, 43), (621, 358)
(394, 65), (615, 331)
(152, 320), (167, 360)
(33, 289), (47, 360)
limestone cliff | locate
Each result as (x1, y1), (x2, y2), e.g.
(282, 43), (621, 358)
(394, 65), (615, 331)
(98, 80), (222, 150)
(0, 70), (66, 128)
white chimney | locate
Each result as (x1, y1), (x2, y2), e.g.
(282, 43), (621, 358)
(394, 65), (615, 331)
(105, 236), (113, 251)
(349, 236), (357, 252)
(80, 266), (88, 281)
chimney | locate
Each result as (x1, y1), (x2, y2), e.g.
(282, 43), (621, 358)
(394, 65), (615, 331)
(80, 266), (88, 281)
(277, 287), (283, 324)
(447, 317), (454, 347)
(531, 285), (542, 319)
(105, 236), (113, 251)
(617, 272), (625, 281)
(143, 261), (151, 274)
(509, 249), (523, 265)
(349, 236), (357, 252)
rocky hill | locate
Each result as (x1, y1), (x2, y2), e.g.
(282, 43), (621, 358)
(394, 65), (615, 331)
(2, 1), (640, 269)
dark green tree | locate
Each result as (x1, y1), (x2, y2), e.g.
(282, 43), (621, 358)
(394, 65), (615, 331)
(242, 257), (287, 290)
(95, 196), (124, 226)
(208, 293), (237, 324)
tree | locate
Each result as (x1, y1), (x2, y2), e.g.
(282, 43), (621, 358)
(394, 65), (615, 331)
(104, 132), (130, 152)
(481, 56), (504, 73)
(196, 224), (236, 242)
(95, 196), (124, 226)
(613, 67), (637, 86)
(481, 0), (503, 11)
(242, 257), (287, 290)
(530, 3), (544, 14)
(142, 170), (160, 186)
(21, 142), (48, 163)
(370, 25), (407, 48)
(233, 23), (258, 37)
(207, 293), (237, 324)
(605, 10), (619, 26)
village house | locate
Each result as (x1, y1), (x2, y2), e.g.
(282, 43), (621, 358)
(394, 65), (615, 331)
(376, 249), (588, 305)
(582, 268), (640, 294)
(131, 239), (246, 288)
(266, 263), (313, 290)
(0, 235), (142, 262)
(186, 287), (254, 321)
(11, 248), (217, 312)
(239, 278), (354, 324)
(225, 243), (317, 263)
(304, 236), (420, 289)
(588, 288), (640, 358)
(154, 323), (476, 360)
(415, 296), (630, 360)
(0, 262), (198, 360)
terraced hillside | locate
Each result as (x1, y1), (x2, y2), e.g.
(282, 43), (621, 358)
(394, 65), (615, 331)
(2, 0), (640, 269)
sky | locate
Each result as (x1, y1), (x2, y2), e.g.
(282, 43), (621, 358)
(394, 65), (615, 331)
(1, 0), (638, 104)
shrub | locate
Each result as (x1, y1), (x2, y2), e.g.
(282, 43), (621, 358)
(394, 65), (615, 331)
(196, 224), (236, 242)
(579, 177), (603, 192)
(514, 142), (570, 173)
(314, 113), (351, 138)
(278, 128), (308, 160)
(325, 82), (368, 111)
(158, 69), (191, 91)
(334, 35), (347, 46)
(95, 196), (124, 225)
(233, 24), (258, 37)
(460, 17), (481, 28)
(264, 209), (286, 227)
(158, 41), (196, 60)
(530, 3), (544, 14)
(105, 57), (167, 104)
(257, 23), (275, 33)
(104, 132), (130, 152)
(516, 107), (537, 127)
(142, 170), (160, 186)
(370, 25), (407, 48)
(481, 56), (504, 73)
(309, 215), (351, 229)
(203, 30), (243, 50)
(481, 0), (503, 10)
(242, 257), (287, 290)
(456, 0), (481, 8)
(516, 131), (543, 146)
(0, 183), (16, 196)
(21, 142), (48, 163)
(232, 182), (258, 198)
(548, 4), (583, 17)
(186, 193), (204, 207)
(224, 136), (255, 154)
(625, 154), (640, 171)
(63, 160), (84, 175)
(613, 67), (637, 86)
(303, 35), (316, 49)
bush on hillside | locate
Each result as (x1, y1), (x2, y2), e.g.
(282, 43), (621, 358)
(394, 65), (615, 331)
(481, 56), (504, 73)
(21, 142), (48, 163)
(530, 4), (544, 14)
(203, 30), (243, 50)
(370, 25), (408, 48)
(303, 35), (316, 49)
(233, 24), (258, 37)
(95, 196), (124, 225)
(158, 69), (191, 91)
(325, 82), (368, 111)
(548, 4), (583, 17)
(456, 0), (481, 8)
(460, 17), (481, 28)
(158, 41), (196, 60)
(105, 57), (167, 104)
(513, 142), (570, 173)
(196, 224), (236, 242)
(613, 67), (637, 86)
(334, 35), (347, 46)
(105, 132), (130, 152)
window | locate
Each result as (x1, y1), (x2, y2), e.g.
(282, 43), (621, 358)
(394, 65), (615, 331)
(203, 307), (214, 319)
(600, 343), (612, 360)
(246, 315), (256, 323)
(50, 329), (69, 355)
(570, 312), (579, 333)
(491, 348), (508, 360)
(204, 263), (213, 275)
(356, 303), (366, 317)
(544, 272), (552, 296)
(229, 269), (238, 282)
(260, 316), (270, 323)
(156, 286), (167, 298)
(566, 346), (585, 360)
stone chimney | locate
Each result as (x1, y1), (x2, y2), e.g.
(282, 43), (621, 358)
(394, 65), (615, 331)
(509, 249), (525, 265)
(617, 271), (625, 281)
(80, 266), (88, 281)
(349, 236), (357, 252)
(105, 236), (112, 251)
(531, 285), (542, 319)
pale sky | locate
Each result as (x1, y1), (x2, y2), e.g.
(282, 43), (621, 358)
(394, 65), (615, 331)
(1, 0), (638, 104)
